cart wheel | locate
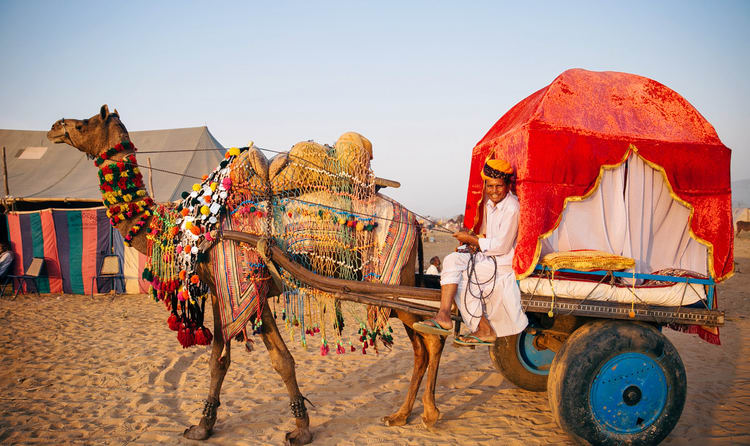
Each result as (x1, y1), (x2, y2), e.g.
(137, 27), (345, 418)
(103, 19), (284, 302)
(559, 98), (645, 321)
(548, 320), (686, 445)
(490, 314), (580, 392)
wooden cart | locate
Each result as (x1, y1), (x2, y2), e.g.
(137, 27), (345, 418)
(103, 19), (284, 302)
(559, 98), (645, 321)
(225, 230), (724, 445)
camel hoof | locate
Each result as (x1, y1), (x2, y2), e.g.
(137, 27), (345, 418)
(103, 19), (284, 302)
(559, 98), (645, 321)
(183, 424), (212, 440)
(421, 411), (440, 429)
(382, 413), (408, 427)
(284, 428), (313, 446)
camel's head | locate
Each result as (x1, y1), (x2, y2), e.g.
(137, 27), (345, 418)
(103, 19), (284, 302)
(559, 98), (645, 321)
(47, 105), (129, 157)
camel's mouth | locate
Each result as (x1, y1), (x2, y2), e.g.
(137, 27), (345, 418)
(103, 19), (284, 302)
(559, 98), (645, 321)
(47, 123), (68, 144)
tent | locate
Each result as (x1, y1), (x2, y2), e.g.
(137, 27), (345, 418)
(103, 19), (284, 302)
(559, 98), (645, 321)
(1, 126), (224, 205)
(1, 126), (226, 294)
(465, 69), (733, 281)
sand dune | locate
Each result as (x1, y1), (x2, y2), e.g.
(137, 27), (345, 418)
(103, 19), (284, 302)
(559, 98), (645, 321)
(0, 237), (748, 445)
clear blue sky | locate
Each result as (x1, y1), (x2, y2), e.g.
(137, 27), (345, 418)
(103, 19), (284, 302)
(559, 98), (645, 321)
(1, 1), (748, 217)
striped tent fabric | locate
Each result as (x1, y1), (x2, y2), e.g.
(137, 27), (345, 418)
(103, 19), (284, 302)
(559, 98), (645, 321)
(5, 208), (149, 295)
(7, 209), (60, 293)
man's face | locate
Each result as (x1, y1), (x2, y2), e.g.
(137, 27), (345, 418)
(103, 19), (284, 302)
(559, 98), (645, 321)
(484, 177), (509, 204)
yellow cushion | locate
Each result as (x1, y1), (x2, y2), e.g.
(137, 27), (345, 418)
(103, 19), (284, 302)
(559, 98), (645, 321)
(541, 250), (635, 272)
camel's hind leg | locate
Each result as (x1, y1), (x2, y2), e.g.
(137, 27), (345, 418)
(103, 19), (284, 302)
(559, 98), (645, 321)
(419, 327), (446, 427)
(382, 315), (430, 426)
(184, 294), (231, 440)
(258, 301), (313, 446)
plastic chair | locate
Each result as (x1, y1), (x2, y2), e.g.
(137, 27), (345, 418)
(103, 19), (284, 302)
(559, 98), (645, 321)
(6, 257), (44, 300)
(91, 254), (125, 298)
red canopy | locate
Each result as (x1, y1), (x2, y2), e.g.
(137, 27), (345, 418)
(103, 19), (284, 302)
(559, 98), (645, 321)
(464, 69), (733, 281)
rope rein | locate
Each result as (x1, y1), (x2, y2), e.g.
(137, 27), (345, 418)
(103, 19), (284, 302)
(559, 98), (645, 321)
(461, 252), (498, 319)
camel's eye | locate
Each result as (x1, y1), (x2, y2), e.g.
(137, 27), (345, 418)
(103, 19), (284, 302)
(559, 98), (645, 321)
(75, 124), (83, 130)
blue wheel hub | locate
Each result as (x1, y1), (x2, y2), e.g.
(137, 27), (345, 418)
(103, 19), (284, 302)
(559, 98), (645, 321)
(516, 331), (556, 375)
(589, 352), (668, 433)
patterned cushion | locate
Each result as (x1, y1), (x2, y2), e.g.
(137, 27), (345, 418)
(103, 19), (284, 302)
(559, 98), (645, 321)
(642, 268), (708, 286)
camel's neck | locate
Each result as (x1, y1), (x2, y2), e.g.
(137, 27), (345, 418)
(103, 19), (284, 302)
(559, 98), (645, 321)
(96, 140), (155, 255)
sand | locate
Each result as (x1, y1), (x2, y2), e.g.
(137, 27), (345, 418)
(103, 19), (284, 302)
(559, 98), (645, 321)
(0, 235), (748, 445)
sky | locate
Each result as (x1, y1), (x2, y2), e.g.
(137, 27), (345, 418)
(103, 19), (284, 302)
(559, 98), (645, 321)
(1, 1), (748, 217)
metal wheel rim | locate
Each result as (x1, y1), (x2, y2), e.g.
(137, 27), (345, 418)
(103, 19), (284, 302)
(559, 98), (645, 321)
(589, 352), (668, 434)
(516, 331), (555, 376)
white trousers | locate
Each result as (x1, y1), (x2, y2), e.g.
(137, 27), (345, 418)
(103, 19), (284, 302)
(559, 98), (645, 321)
(440, 251), (528, 337)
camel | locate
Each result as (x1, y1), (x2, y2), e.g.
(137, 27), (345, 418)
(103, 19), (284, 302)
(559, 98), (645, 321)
(47, 105), (448, 444)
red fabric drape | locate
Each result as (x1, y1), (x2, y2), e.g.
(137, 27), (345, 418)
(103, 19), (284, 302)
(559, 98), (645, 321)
(464, 69), (733, 281)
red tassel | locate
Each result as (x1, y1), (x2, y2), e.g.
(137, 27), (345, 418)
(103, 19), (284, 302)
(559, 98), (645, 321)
(183, 328), (195, 348)
(194, 328), (206, 345)
(167, 314), (180, 331)
(350, 345), (356, 352)
(195, 327), (213, 345)
(177, 326), (196, 348)
(177, 326), (186, 346)
(362, 346), (367, 355)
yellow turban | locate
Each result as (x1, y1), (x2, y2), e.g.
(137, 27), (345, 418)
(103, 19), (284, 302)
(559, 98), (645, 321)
(481, 158), (514, 180)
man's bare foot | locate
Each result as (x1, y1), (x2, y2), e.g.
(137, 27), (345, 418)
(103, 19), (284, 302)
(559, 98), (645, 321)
(432, 314), (453, 330)
(454, 332), (496, 346)
(464, 330), (496, 343)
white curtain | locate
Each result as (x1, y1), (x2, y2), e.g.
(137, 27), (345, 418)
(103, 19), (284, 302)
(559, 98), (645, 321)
(541, 152), (708, 278)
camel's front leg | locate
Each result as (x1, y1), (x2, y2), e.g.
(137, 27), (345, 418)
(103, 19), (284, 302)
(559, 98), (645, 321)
(382, 315), (430, 427)
(259, 302), (313, 446)
(184, 295), (231, 440)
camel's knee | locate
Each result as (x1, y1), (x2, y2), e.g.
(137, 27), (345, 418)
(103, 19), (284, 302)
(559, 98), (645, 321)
(210, 337), (231, 371)
(269, 346), (295, 377)
(260, 329), (296, 377)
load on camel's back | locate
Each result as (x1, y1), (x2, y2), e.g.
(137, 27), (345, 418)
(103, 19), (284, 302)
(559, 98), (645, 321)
(47, 106), (449, 444)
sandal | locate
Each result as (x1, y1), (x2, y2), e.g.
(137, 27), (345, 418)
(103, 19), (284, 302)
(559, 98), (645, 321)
(413, 318), (452, 336)
(453, 334), (494, 346)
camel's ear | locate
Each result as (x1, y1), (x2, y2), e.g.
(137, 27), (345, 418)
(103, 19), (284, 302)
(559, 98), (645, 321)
(113, 108), (119, 116)
(100, 104), (110, 119)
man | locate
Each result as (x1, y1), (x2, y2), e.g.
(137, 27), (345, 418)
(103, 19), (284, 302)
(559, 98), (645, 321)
(413, 158), (528, 345)
(0, 241), (13, 282)
(425, 256), (441, 275)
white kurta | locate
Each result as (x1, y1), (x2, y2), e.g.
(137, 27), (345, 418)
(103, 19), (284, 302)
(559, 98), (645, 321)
(441, 194), (528, 337)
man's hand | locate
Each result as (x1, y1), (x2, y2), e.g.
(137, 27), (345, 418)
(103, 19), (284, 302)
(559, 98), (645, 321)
(453, 231), (479, 248)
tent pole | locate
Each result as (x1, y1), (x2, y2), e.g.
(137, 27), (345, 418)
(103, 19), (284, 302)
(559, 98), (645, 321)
(2, 146), (8, 197)
(147, 157), (155, 198)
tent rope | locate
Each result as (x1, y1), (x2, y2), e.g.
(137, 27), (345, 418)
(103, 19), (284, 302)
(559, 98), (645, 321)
(119, 156), (455, 234)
